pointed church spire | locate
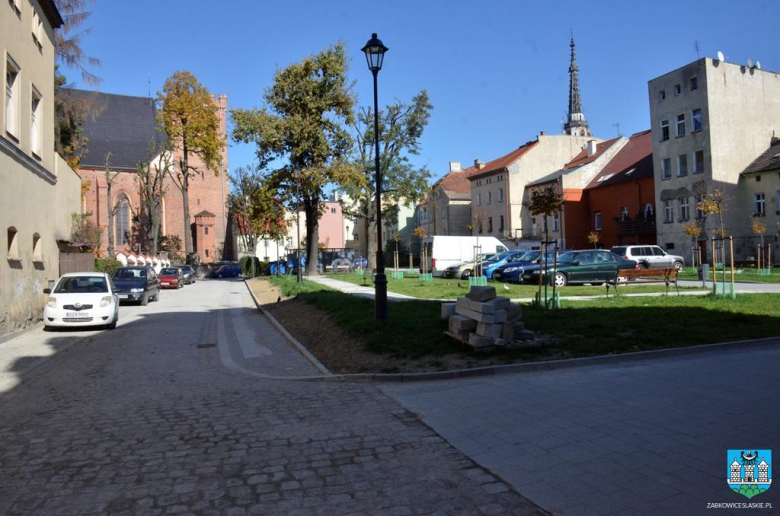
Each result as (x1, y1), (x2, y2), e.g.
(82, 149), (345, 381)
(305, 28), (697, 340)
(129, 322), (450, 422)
(564, 33), (590, 137)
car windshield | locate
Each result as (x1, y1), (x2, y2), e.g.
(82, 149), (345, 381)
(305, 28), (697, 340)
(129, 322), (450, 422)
(180, 266), (193, 273)
(487, 251), (512, 262)
(54, 276), (108, 293)
(114, 268), (145, 279)
(160, 268), (178, 275)
(612, 247), (627, 256)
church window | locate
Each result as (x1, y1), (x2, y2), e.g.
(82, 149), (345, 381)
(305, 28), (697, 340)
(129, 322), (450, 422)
(114, 193), (131, 245)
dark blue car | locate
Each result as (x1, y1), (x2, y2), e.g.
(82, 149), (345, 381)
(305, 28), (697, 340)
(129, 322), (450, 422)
(491, 250), (568, 284)
(213, 264), (242, 278)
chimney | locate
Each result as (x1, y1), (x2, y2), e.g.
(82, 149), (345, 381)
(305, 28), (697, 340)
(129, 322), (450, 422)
(474, 159), (483, 170)
(587, 140), (598, 156)
(449, 161), (461, 172)
(540, 130), (546, 136)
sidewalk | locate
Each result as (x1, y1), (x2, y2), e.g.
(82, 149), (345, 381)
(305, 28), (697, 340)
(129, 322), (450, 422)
(307, 275), (416, 300)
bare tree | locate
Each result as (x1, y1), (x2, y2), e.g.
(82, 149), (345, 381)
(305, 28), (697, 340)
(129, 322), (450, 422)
(137, 143), (169, 255)
(102, 152), (122, 256)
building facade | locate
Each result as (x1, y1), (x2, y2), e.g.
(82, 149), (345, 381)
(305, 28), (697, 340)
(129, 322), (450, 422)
(73, 90), (230, 263)
(649, 57), (780, 261)
(1, 0), (83, 334)
(421, 162), (472, 237)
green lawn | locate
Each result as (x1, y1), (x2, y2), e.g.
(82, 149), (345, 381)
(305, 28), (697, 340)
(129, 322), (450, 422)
(678, 267), (780, 284)
(269, 276), (780, 362)
(323, 272), (704, 299)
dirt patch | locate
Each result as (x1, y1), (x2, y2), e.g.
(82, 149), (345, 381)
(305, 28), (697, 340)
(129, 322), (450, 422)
(246, 278), (547, 374)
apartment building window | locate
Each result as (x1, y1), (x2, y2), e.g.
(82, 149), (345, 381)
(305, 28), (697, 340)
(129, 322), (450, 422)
(644, 203), (654, 218)
(662, 158), (672, 180)
(552, 213), (559, 232)
(659, 90), (666, 102)
(660, 120), (670, 141)
(594, 212), (602, 231)
(31, 6), (43, 50)
(477, 193), (481, 206)
(674, 84), (682, 96)
(6, 57), (20, 138)
(487, 217), (493, 233)
(693, 150), (704, 174)
(691, 108), (703, 132)
(677, 154), (688, 177)
(754, 193), (766, 216)
(695, 194), (705, 219)
(498, 188), (504, 202)
(499, 215), (505, 233)
(487, 191), (492, 204)
(690, 77), (698, 90)
(664, 200), (673, 223)
(9, 0), (21, 17)
(679, 197), (690, 221)
(542, 218), (547, 234)
(620, 206), (629, 221)
(30, 87), (41, 157)
(330, 207), (336, 214)
(531, 218), (538, 237)
(676, 114), (686, 137)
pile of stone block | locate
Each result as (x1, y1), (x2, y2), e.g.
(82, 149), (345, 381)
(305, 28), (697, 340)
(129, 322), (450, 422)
(441, 286), (537, 352)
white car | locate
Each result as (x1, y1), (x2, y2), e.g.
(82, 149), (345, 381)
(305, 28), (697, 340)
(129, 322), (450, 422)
(43, 272), (119, 330)
(611, 245), (685, 273)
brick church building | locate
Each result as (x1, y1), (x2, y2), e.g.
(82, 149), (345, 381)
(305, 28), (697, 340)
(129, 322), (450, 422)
(69, 89), (230, 263)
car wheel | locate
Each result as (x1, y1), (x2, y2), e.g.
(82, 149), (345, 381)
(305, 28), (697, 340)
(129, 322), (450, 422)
(639, 262), (649, 269)
(141, 293), (149, 306)
(674, 261), (684, 273)
(551, 272), (568, 287)
(107, 312), (118, 330)
(462, 270), (472, 279)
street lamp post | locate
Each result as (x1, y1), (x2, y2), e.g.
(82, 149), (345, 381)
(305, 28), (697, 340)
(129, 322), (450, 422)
(362, 33), (389, 322)
(294, 169), (303, 284)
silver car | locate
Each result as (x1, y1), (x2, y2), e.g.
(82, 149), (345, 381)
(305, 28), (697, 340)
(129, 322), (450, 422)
(611, 245), (684, 273)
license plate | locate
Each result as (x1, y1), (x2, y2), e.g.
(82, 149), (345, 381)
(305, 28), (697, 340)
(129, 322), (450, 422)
(66, 311), (88, 318)
(161, 282), (169, 286)
(119, 294), (129, 299)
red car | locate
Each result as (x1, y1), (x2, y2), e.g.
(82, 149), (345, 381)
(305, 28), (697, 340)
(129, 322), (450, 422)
(158, 267), (184, 289)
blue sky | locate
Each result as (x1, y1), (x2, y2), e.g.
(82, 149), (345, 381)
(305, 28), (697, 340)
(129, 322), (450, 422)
(67, 0), (779, 185)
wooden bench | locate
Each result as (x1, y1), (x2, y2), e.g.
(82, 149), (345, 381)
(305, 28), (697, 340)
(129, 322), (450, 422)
(326, 264), (351, 273)
(606, 267), (680, 296)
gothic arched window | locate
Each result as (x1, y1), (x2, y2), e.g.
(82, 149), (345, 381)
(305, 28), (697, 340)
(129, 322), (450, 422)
(114, 193), (131, 245)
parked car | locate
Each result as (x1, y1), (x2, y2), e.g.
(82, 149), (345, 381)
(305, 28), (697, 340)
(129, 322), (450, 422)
(522, 249), (638, 287)
(492, 250), (567, 284)
(442, 253), (497, 279)
(212, 263), (242, 278)
(158, 267), (184, 289)
(43, 272), (119, 330)
(422, 236), (509, 277)
(482, 250), (535, 279)
(611, 245), (685, 273)
(111, 266), (160, 305)
(176, 265), (196, 284)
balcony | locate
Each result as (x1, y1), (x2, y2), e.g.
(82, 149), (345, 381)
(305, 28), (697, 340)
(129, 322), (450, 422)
(617, 218), (656, 235)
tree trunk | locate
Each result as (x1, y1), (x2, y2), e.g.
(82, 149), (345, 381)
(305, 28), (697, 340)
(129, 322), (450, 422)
(181, 145), (193, 256)
(304, 199), (319, 276)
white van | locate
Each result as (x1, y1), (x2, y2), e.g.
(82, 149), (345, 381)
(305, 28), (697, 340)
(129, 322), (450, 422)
(422, 236), (509, 277)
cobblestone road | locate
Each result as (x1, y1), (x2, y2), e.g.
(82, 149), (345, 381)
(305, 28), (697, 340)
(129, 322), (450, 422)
(0, 279), (542, 515)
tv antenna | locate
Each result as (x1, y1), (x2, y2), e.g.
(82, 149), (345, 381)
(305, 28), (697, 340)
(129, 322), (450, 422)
(694, 41), (700, 59)
(717, 51), (725, 62)
(612, 123), (621, 137)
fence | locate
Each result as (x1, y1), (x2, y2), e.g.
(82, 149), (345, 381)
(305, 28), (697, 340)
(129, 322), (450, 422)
(59, 253), (95, 276)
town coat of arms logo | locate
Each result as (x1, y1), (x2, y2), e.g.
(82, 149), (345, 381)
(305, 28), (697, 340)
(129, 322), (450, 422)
(727, 449), (772, 499)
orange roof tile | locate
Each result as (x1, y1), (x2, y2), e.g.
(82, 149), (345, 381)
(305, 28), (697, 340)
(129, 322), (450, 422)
(563, 137), (621, 170)
(432, 169), (471, 195)
(465, 140), (539, 180)
(586, 130), (653, 189)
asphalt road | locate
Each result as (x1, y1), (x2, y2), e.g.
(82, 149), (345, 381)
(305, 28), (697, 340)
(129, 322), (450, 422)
(0, 279), (541, 515)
